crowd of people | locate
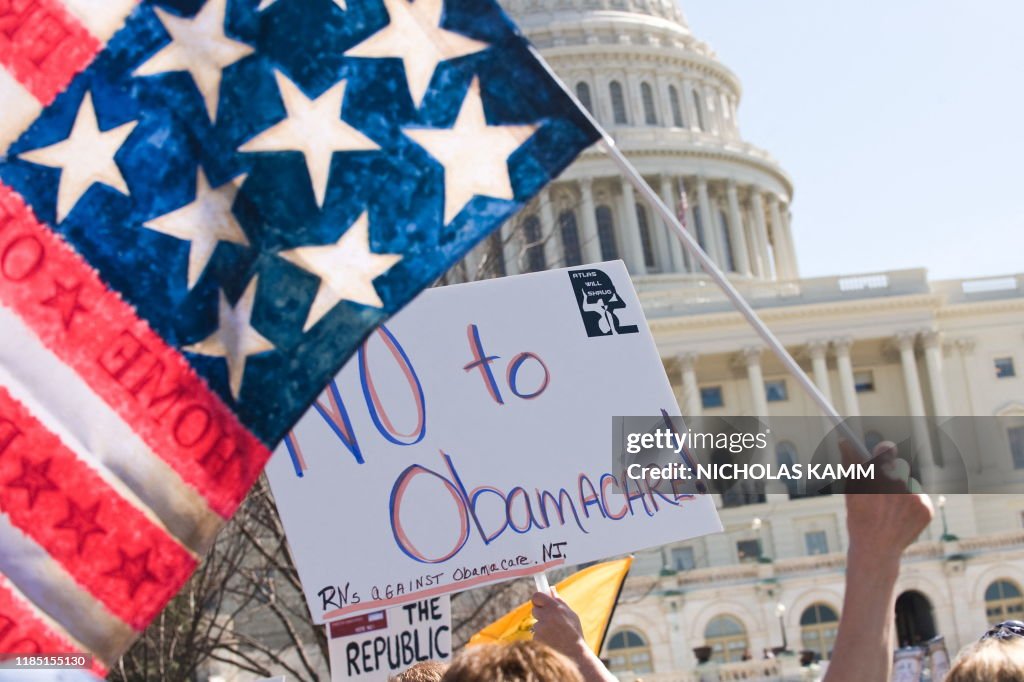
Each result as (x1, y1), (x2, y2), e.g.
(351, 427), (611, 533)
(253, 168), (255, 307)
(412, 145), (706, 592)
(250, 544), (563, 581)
(389, 442), (1024, 681)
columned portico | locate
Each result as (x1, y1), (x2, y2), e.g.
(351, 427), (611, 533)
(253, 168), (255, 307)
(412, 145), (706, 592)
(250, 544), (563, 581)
(807, 340), (833, 404)
(749, 191), (772, 279)
(619, 179), (647, 274)
(695, 177), (721, 266)
(726, 180), (752, 276)
(659, 175), (686, 271)
(921, 331), (951, 417)
(579, 178), (602, 263)
(895, 331), (934, 461)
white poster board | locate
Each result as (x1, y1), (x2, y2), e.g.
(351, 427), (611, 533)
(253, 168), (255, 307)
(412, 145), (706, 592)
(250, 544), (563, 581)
(328, 596), (451, 681)
(266, 261), (722, 622)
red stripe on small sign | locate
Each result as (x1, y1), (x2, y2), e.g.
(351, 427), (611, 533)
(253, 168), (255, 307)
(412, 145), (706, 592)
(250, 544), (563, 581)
(0, 573), (108, 676)
(0, 0), (100, 104)
(0, 184), (272, 519)
(0, 386), (197, 631)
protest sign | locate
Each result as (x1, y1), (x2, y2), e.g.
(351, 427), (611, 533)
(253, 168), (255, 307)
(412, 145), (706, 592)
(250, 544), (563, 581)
(328, 597), (451, 681)
(265, 261), (723, 622)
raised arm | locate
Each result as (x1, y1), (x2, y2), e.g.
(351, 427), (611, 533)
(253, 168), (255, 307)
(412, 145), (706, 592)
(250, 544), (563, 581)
(531, 589), (619, 682)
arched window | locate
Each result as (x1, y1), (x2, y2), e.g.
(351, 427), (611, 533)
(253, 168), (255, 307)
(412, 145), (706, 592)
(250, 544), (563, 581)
(521, 214), (545, 272)
(575, 81), (593, 114)
(605, 629), (653, 674)
(704, 615), (748, 663)
(609, 81), (627, 125)
(636, 204), (656, 269)
(668, 85), (684, 127)
(692, 89), (706, 131)
(776, 441), (800, 499)
(559, 210), (583, 266)
(985, 579), (1024, 621)
(800, 603), (839, 660)
(486, 231), (505, 278)
(693, 205), (707, 251)
(595, 205), (618, 259)
(640, 81), (657, 125)
(718, 208), (735, 271)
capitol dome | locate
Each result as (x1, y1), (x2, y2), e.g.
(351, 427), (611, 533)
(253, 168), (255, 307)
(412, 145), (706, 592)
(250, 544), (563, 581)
(471, 0), (797, 283)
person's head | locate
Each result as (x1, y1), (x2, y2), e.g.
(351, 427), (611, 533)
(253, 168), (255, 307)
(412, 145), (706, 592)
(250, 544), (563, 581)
(947, 621), (1024, 682)
(441, 641), (583, 682)
(390, 660), (449, 682)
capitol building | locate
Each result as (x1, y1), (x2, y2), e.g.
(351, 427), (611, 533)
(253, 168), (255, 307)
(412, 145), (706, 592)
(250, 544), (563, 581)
(483, 0), (1024, 679)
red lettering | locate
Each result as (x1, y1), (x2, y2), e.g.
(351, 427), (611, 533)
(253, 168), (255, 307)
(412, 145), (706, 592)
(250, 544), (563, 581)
(98, 330), (147, 383)
(172, 405), (212, 448)
(197, 429), (241, 482)
(126, 358), (189, 422)
(0, 416), (21, 455)
(0, 234), (44, 281)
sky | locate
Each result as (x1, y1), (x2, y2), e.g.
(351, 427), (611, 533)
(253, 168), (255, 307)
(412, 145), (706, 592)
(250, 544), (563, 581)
(682, 0), (1024, 280)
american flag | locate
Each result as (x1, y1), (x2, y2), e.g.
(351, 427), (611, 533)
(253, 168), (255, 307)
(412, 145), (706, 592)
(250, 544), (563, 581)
(0, 0), (597, 673)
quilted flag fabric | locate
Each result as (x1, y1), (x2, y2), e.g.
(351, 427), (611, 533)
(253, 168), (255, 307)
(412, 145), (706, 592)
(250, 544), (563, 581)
(0, 0), (598, 673)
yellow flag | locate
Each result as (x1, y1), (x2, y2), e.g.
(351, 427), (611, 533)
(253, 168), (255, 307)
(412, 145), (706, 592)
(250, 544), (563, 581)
(468, 557), (633, 654)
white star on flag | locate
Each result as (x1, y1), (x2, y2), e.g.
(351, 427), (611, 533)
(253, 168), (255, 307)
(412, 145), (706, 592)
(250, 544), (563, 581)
(18, 92), (137, 223)
(185, 276), (275, 400)
(259, 0), (347, 10)
(134, 0), (254, 122)
(239, 71), (380, 208)
(141, 169), (249, 289)
(404, 77), (539, 225)
(279, 212), (402, 331)
(345, 0), (489, 108)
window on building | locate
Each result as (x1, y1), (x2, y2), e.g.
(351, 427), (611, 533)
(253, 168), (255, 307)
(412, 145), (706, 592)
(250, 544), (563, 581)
(640, 81), (657, 125)
(636, 204), (656, 269)
(776, 441), (800, 498)
(595, 205), (618, 260)
(704, 616), (749, 664)
(718, 208), (735, 271)
(1009, 425), (1024, 470)
(671, 546), (696, 571)
(854, 370), (875, 392)
(801, 603), (840, 660)
(605, 629), (653, 674)
(765, 379), (788, 402)
(609, 81), (627, 125)
(559, 210), (583, 266)
(736, 539), (762, 563)
(668, 85), (684, 127)
(995, 357), (1017, 378)
(486, 231), (505, 277)
(985, 580), (1024, 621)
(692, 89), (705, 130)
(575, 81), (593, 114)
(693, 205), (707, 251)
(700, 386), (724, 409)
(521, 215), (545, 273)
(805, 530), (829, 556)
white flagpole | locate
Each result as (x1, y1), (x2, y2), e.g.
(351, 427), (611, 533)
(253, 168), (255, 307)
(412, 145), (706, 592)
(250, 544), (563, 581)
(527, 46), (868, 459)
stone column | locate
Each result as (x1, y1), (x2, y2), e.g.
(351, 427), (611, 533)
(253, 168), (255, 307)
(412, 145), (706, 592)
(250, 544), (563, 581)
(745, 211), (765, 278)
(626, 72), (643, 125)
(767, 195), (792, 279)
(620, 179), (647, 274)
(743, 347), (769, 416)
(684, 183), (697, 272)
(726, 180), (752, 275)
(579, 179), (602, 263)
(781, 205), (799, 277)
(695, 177), (721, 266)
(807, 341), (833, 404)
(682, 79), (699, 130)
(678, 352), (702, 417)
(832, 337), (860, 417)
(659, 176), (686, 273)
(538, 188), (558, 268)
(921, 331), (951, 417)
(500, 222), (520, 276)
(750, 190), (773, 279)
(896, 331), (934, 460)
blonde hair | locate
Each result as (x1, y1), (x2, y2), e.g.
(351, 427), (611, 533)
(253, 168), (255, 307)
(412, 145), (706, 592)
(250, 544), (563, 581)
(390, 660), (449, 682)
(947, 637), (1024, 682)
(441, 641), (583, 682)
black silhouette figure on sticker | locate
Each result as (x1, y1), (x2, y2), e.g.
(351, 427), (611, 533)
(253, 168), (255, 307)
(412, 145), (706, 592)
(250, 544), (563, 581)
(568, 268), (640, 337)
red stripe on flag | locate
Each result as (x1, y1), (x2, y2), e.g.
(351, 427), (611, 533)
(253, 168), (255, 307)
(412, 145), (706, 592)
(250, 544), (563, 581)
(0, 386), (197, 631)
(0, 184), (271, 519)
(0, 0), (100, 104)
(0, 576), (107, 676)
